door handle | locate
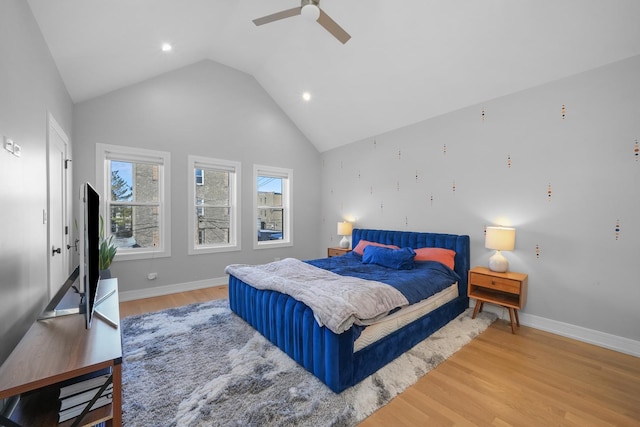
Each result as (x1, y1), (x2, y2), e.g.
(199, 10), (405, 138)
(52, 246), (62, 256)
(67, 239), (79, 251)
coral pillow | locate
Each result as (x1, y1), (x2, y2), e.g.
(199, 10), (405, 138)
(352, 239), (400, 256)
(363, 246), (416, 270)
(414, 247), (456, 269)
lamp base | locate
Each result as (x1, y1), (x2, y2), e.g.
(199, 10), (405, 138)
(488, 250), (509, 273)
(339, 236), (350, 249)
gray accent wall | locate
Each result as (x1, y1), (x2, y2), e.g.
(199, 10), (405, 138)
(320, 55), (640, 344)
(73, 60), (322, 293)
(0, 1), (74, 364)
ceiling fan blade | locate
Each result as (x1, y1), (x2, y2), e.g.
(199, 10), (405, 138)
(253, 7), (301, 26)
(317, 9), (351, 44)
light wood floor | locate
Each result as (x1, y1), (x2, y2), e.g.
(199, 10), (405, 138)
(120, 287), (640, 426)
(119, 285), (229, 317)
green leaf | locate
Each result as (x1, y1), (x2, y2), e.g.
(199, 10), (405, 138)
(98, 215), (117, 270)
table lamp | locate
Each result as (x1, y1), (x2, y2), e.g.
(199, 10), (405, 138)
(337, 221), (353, 249)
(485, 226), (516, 272)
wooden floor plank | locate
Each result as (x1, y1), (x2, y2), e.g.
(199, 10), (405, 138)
(119, 288), (640, 426)
(119, 285), (227, 317)
(461, 333), (640, 423)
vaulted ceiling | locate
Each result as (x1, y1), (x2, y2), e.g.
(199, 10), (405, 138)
(27, 0), (640, 152)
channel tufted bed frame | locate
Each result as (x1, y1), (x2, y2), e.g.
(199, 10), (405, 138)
(228, 228), (470, 393)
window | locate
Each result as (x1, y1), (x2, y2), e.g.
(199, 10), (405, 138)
(188, 155), (240, 254)
(254, 164), (292, 249)
(96, 143), (171, 261)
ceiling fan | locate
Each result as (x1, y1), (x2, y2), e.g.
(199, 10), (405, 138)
(253, 0), (351, 44)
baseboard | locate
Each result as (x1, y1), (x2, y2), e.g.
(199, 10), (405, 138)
(470, 301), (640, 357)
(519, 312), (640, 357)
(118, 276), (228, 302)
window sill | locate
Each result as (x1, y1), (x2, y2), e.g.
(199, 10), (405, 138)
(188, 245), (241, 255)
(254, 240), (293, 250)
(114, 248), (171, 262)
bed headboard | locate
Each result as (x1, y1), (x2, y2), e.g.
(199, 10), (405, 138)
(352, 228), (470, 297)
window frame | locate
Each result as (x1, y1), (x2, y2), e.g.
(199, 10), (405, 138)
(187, 155), (241, 255)
(253, 164), (293, 249)
(95, 143), (171, 261)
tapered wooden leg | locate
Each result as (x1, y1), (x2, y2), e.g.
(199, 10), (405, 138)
(472, 301), (483, 319)
(508, 308), (516, 334)
(514, 309), (520, 327)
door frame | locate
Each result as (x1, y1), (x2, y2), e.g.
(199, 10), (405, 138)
(46, 112), (72, 300)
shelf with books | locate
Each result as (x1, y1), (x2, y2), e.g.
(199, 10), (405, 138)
(58, 371), (114, 424)
(59, 371), (112, 400)
(59, 394), (113, 424)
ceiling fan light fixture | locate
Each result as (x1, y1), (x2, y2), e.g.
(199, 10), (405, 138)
(301, 3), (320, 21)
(253, 0), (350, 44)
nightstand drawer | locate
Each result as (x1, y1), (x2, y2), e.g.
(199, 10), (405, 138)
(328, 247), (350, 257)
(470, 272), (521, 294)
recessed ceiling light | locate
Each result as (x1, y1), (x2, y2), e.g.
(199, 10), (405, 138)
(161, 43), (172, 52)
(302, 92), (311, 101)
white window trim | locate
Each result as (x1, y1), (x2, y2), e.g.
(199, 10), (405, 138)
(253, 164), (293, 250)
(95, 143), (171, 261)
(188, 155), (241, 255)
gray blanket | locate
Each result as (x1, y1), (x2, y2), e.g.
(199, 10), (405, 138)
(225, 258), (409, 334)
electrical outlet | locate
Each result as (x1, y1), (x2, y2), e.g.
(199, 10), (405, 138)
(12, 143), (21, 157)
(3, 136), (13, 153)
(147, 272), (157, 280)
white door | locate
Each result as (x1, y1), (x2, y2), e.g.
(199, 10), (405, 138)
(47, 114), (71, 299)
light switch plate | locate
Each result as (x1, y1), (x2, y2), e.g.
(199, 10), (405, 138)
(3, 136), (13, 153)
(12, 143), (21, 157)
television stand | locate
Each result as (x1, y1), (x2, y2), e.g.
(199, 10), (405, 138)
(0, 278), (122, 426)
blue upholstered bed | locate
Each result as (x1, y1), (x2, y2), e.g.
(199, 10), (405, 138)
(228, 228), (470, 393)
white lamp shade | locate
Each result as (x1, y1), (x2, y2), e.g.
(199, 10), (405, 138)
(485, 226), (515, 272)
(485, 226), (516, 251)
(337, 221), (352, 236)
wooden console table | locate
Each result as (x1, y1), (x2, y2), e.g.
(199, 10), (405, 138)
(0, 278), (122, 426)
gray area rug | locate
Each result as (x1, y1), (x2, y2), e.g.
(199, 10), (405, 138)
(121, 300), (496, 426)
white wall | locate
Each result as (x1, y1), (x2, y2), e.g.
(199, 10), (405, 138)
(73, 60), (323, 294)
(321, 55), (640, 350)
(0, 0), (74, 364)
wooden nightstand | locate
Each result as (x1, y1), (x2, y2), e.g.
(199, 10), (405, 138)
(468, 266), (528, 334)
(328, 247), (351, 257)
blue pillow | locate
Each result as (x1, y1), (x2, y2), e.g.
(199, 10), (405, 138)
(362, 246), (416, 270)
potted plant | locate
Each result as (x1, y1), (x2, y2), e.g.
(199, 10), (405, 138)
(99, 216), (117, 278)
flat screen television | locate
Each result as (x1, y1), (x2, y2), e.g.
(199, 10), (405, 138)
(80, 181), (101, 328)
(39, 182), (116, 328)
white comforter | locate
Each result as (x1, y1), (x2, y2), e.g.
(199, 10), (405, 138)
(225, 258), (409, 334)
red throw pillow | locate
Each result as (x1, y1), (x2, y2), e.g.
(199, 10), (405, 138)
(413, 247), (456, 269)
(353, 240), (400, 256)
